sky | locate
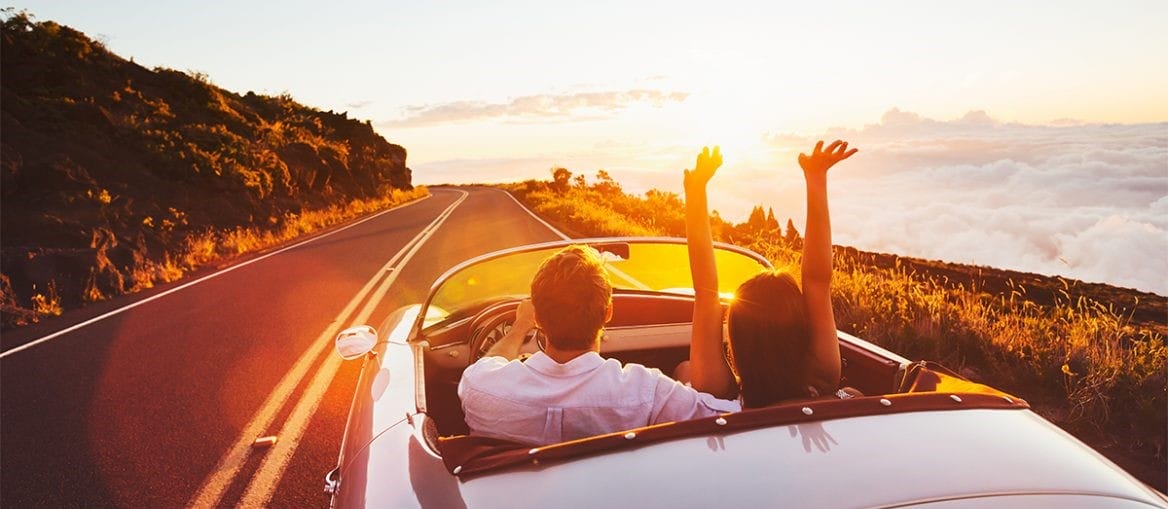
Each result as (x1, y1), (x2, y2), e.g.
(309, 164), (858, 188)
(12, 1), (1168, 294)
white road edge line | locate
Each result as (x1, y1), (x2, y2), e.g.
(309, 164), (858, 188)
(497, 188), (651, 290)
(185, 190), (466, 509)
(0, 195), (432, 360)
(236, 189), (468, 508)
(498, 188), (570, 240)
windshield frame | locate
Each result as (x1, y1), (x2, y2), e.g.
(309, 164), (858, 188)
(407, 237), (773, 342)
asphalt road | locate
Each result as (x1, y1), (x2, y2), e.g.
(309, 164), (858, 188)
(0, 186), (566, 508)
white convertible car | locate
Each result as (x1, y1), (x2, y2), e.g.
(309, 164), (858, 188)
(326, 238), (1167, 508)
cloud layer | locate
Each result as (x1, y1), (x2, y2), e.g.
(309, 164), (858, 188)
(382, 89), (688, 127)
(761, 110), (1168, 295)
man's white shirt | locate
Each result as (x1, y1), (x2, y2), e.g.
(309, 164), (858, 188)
(459, 351), (740, 445)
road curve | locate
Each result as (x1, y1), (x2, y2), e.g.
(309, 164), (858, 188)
(0, 186), (566, 508)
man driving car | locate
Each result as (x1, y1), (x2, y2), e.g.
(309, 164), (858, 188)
(458, 245), (739, 445)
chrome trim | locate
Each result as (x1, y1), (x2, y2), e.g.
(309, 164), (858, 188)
(323, 466), (340, 496)
(836, 330), (911, 390)
(604, 322), (693, 331)
(409, 412), (444, 460)
(412, 341), (429, 414)
(328, 350), (380, 497)
(837, 329), (912, 366)
(600, 323), (695, 352)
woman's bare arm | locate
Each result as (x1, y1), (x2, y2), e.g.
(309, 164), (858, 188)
(798, 140), (857, 393)
(684, 146), (737, 398)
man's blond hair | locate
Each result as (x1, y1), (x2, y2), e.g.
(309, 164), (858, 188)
(530, 245), (612, 350)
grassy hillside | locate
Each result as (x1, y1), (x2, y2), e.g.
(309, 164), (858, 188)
(502, 174), (1167, 489)
(0, 12), (426, 327)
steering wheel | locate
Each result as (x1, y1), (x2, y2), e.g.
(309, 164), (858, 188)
(467, 299), (544, 361)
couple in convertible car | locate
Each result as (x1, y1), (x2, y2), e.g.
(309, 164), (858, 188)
(459, 140), (859, 446)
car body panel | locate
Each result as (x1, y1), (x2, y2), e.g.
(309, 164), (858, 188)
(338, 406), (1164, 508)
(333, 306), (422, 480)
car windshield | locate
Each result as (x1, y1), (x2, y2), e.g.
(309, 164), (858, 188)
(418, 239), (772, 331)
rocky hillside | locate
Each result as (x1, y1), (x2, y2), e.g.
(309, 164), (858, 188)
(0, 12), (415, 327)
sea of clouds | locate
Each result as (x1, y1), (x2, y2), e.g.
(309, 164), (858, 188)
(758, 110), (1168, 295)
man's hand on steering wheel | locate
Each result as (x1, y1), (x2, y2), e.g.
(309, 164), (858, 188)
(479, 298), (538, 361)
(513, 299), (536, 332)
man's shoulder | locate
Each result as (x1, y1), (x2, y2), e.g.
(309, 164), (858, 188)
(462, 355), (511, 375)
(612, 359), (669, 380)
(459, 355), (526, 392)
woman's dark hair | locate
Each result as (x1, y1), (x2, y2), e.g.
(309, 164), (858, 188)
(726, 271), (812, 408)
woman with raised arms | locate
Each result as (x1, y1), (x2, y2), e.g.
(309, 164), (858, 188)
(683, 141), (859, 407)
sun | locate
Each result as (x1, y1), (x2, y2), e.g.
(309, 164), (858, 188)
(663, 88), (775, 167)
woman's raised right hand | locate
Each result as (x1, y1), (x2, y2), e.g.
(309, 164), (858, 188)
(798, 140), (857, 178)
(684, 145), (722, 190)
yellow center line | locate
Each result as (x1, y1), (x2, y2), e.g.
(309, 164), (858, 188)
(236, 190), (468, 508)
(186, 190), (467, 508)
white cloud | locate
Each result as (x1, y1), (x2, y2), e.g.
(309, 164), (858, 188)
(761, 110), (1168, 295)
(381, 89), (689, 128)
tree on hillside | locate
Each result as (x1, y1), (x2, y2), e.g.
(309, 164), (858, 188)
(746, 206), (767, 233)
(645, 188), (682, 207)
(641, 188), (685, 235)
(573, 174), (586, 188)
(766, 207), (780, 231)
(785, 218), (802, 248)
(710, 209), (729, 242)
(551, 167), (572, 194)
(594, 169), (621, 195)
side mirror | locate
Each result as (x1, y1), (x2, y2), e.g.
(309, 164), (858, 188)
(335, 325), (378, 360)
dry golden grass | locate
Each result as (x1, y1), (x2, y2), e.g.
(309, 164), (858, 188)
(190, 186), (423, 267)
(8, 180), (425, 329)
(118, 186), (428, 297)
(829, 252), (1166, 442)
(30, 281), (62, 317)
(507, 180), (674, 237)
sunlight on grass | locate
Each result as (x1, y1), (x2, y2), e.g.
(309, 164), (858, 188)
(8, 187), (427, 328)
(218, 187), (421, 260)
(30, 282), (62, 317)
(119, 186), (429, 295)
